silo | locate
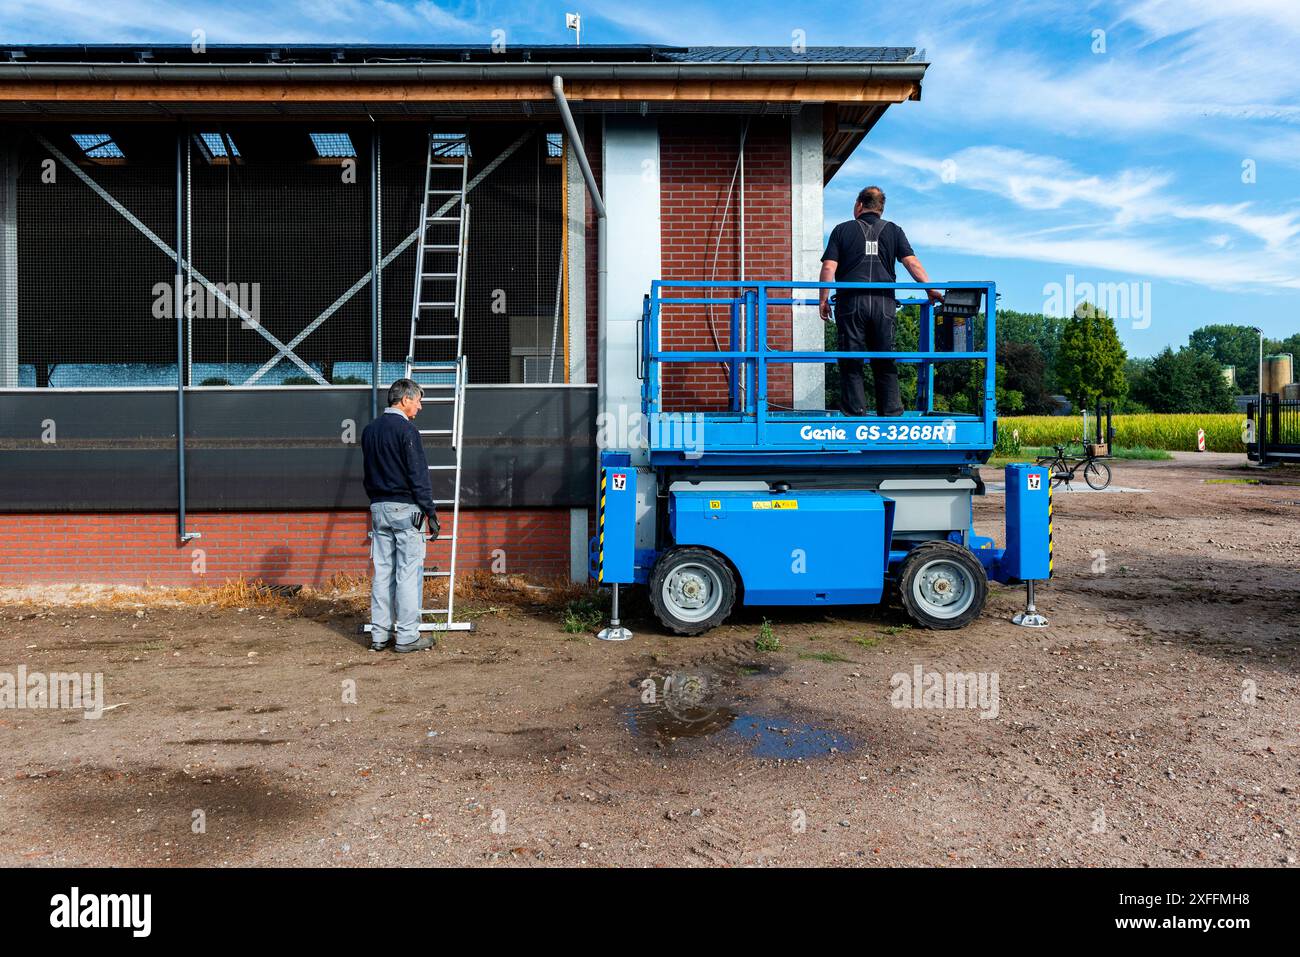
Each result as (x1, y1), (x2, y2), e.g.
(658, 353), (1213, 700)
(1262, 354), (1293, 395)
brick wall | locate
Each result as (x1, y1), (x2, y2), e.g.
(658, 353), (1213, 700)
(0, 509), (574, 586)
(658, 117), (793, 412)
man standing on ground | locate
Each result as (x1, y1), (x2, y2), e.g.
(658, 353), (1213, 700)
(819, 186), (943, 416)
(362, 379), (440, 653)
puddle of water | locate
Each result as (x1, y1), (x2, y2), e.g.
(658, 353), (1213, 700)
(625, 671), (854, 759)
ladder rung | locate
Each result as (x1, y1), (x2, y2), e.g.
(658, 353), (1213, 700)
(423, 570), (452, 578)
(420, 607), (451, 615)
(421, 272), (458, 278)
(414, 335), (457, 341)
(427, 188), (463, 194)
(426, 465), (458, 471)
(417, 301), (457, 307)
(432, 499), (455, 505)
(409, 362), (458, 370)
(419, 429), (454, 436)
(422, 244), (459, 250)
(426, 216), (462, 223)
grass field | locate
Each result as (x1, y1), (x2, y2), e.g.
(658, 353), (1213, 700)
(1000, 414), (1246, 453)
(986, 445), (1173, 469)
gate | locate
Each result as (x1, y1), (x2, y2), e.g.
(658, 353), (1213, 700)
(1248, 394), (1300, 463)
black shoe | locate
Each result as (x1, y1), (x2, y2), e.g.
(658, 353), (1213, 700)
(370, 639), (391, 652)
(393, 635), (436, 654)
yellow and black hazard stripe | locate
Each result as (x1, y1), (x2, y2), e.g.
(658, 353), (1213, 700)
(598, 469), (606, 583)
(1047, 482), (1053, 578)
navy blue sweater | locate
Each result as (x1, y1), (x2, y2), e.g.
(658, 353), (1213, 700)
(361, 409), (439, 532)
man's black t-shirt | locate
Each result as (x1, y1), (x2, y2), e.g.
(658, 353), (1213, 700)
(821, 212), (915, 300)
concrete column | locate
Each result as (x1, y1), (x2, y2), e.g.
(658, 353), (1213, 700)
(601, 116), (660, 465)
(0, 142), (18, 389)
(790, 106), (825, 410)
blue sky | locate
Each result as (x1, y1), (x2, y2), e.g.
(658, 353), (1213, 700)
(3, 0), (1298, 357)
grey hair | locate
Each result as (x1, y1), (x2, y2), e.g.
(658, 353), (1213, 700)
(387, 378), (423, 406)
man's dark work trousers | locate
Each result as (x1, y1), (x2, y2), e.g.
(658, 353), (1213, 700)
(836, 295), (903, 417)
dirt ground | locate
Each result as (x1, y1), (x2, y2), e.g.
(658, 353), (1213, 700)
(1, 453), (1297, 867)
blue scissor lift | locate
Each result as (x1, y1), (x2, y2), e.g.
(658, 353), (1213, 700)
(595, 280), (1052, 636)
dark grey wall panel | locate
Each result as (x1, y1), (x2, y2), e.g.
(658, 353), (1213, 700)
(0, 387), (596, 510)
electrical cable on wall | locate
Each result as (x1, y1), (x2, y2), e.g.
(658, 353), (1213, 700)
(705, 118), (749, 392)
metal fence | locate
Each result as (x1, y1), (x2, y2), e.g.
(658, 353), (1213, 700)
(1248, 394), (1300, 464)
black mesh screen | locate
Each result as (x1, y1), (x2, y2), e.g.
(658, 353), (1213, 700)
(16, 126), (178, 387)
(11, 121), (566, 388)
(186, 123), (372, 386)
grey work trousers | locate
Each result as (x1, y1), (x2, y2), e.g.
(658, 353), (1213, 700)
(369, 502), (429, 646)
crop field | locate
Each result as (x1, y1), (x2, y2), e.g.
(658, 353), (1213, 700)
(1001, 414), (1246, 453)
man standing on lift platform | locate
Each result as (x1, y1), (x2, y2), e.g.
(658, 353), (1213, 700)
(819, 186), (943, 417)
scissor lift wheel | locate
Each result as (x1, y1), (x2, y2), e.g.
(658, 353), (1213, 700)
(649, 547), (737, 636)
(898, 541), (988, 630)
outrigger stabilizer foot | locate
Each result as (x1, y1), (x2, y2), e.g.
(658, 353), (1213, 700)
(1012, 579), (1049, 628)
(597, 583), (633, 642)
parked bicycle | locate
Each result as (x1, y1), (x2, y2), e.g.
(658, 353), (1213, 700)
(1035, 440), (1112, 490)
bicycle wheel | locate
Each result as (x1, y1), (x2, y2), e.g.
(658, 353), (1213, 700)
(1084, 460), (1111, 490)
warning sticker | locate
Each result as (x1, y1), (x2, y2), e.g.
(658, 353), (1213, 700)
(611, 472), (626, 491)
(752, 500), (799, 510)
(1027, 473), (1041, 491)
(708, 500), (721, 510)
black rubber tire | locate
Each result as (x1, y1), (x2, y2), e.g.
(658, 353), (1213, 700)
(1084, 460), (1111, 490)
(897, 541), (989, 630)
(1035, 456), (1067, 487)
(648, 547), (737, 636)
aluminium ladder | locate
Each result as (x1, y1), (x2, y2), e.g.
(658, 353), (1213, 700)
(406, 131), (473, 633)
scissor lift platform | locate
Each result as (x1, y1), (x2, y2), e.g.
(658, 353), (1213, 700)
(596, 280), (1052, 636)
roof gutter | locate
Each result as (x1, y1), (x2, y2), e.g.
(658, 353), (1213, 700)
(0, 61), (928, 83)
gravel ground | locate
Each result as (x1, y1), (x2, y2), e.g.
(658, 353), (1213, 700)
(1, 454), (1297, 867)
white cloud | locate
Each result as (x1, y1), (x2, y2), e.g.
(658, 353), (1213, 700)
(907, 215), (1300, 291)
(855, 145), (1300, 249)
(0, 0), (483, 42)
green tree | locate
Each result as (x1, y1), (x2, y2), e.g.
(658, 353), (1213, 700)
(1053, 302), (1128, 408)
(1116, 357), (1153, 413)
(996, 309), (1064, 391)
(1131, 347), (1236, 413)
(1269, 332), (1300, 366)
(998, 341), (1054, 414)
(1187, 324), (1262, 394)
